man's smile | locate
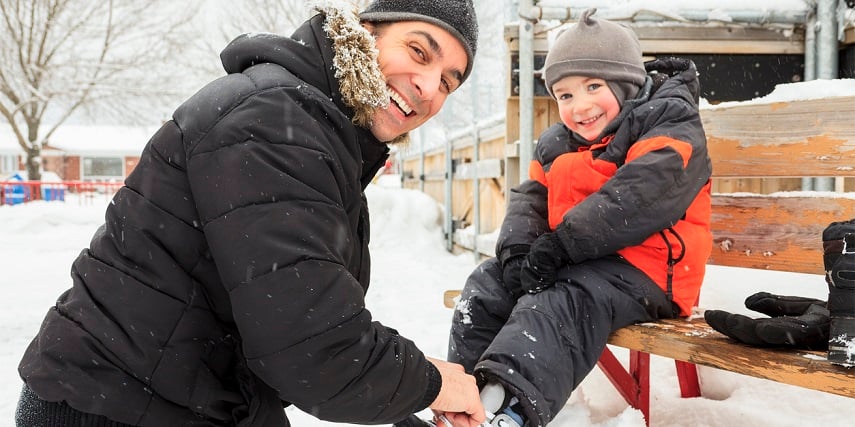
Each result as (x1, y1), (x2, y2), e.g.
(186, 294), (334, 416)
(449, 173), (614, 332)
(390, 88), (414, 116)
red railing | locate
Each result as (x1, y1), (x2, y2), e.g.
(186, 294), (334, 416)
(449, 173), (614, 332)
(0, 180), (125, 206)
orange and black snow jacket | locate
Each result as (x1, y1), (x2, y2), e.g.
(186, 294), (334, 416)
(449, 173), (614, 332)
(496, 58), (712, 316)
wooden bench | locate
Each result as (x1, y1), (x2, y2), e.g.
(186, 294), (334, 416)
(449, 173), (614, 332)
(443, 95), (855, 425)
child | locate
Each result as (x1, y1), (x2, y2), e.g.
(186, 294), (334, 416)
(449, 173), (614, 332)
(448, 8), (712, 426)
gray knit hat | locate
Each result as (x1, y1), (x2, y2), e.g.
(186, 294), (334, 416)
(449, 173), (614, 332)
(360, 0), (478, 84)
(543, 8), (646, 103)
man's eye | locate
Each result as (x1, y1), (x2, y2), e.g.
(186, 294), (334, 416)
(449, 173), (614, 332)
(441, 79), (451, 92)
(411, 45), (426, 60)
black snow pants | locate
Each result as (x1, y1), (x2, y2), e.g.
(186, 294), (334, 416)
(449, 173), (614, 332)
(448, 255), (679, 426)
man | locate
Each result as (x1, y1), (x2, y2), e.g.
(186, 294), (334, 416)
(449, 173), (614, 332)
(16, 0), (484, 426)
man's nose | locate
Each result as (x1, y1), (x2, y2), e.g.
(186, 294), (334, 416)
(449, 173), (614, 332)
(413, 68), (443, 100)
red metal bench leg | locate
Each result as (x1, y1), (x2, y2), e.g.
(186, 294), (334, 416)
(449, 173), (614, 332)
(597, 348), (651, 426)
(598, 350), (702, 425)
(630, 350), (651, 424)
(597, 347), (639, 407)
(675, 360), (701, 397)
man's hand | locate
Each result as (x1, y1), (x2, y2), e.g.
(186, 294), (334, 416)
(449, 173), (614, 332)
(520, 232), (569, 294)
(426, 358), (485, 427)
(704, 292), (829, 349)
(435, 411), (483, 427)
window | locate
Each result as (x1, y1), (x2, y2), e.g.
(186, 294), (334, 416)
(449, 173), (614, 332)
(83, 157), (123, 180)
(0, 154), (16, 176)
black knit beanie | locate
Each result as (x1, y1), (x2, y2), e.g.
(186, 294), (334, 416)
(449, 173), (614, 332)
(360, 0), (478, 84)
(543, 8), (645, 103)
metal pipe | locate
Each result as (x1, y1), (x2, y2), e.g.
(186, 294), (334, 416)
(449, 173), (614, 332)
(532, 6), (809, 24)
(802, 6), (818, 192)
(445, 137), (453, 251)
(472, 124), (481, 261)
(398, 114), (504, 160)
(816, 0), (839, 79)
(418, 127), (425, 193)
(518, 0), (535, 183)
(815, 0), (839, 192)
(444, 114), (505, 141)
(805, 11), (817, 81)
(471, 73), (481, 261)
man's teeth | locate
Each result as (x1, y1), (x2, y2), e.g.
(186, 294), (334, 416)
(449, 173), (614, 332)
(390, 91), (413, 115)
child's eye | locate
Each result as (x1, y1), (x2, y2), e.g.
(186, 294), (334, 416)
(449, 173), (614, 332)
(441, 78), (451, 93)
(587, 83), (602, 91)
(558, 93), (572, 101)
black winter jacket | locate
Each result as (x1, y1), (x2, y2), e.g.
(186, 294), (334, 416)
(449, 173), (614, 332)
(20, 8), (438, 427)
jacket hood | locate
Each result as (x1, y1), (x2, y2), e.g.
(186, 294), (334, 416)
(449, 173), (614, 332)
(645, 57), (700, 106)
(220, 1), (401, 141)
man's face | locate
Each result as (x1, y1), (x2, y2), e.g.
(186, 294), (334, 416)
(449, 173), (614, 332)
(364, 21), (468, 142)
(552, 75), (621, 142)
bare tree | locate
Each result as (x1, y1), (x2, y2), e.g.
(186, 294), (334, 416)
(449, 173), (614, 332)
(191, 0), (316, 68)
(227, 0), (314, 36)
(0, 0), (199, 180)
(202, 0), (372, 54)
(230, 0), (372, 34)
(189, 0), (373, 98)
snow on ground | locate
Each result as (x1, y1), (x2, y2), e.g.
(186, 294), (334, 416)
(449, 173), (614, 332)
(2, 184), (855, 426)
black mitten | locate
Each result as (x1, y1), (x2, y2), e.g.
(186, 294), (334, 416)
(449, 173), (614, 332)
(520, 232), (569, 294)
(704, 292), (830, 350)
(744, 291), (826, 316)
(501, 256), (526, 298)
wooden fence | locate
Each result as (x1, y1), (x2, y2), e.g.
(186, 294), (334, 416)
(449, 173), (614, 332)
(400, 95), (855, 257)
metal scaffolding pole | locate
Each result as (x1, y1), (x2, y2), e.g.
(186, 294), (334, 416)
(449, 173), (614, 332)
(445, 137), (453, 251)
(517, 0), (535, 183)
(471, 73), (481, 260)
(531, 5), (808, 24)
(814, 0), (840, 192)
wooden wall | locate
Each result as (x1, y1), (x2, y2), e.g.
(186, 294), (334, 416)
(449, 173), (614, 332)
(401, 127), (507, 236)
(399, 95), (855, 256)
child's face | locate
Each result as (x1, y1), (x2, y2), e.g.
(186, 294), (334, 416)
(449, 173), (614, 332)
(552, 75), (621, 142)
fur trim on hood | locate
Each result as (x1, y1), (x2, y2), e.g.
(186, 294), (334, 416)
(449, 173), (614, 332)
(314, 0), (409, 145)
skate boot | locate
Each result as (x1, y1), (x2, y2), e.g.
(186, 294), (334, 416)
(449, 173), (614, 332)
(479, 382), (526, 427)
(823, 220), (855, 367)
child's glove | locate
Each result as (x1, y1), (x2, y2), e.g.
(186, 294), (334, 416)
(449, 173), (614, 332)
(704, 292), (829, 350)
(501, 256), (526, 298)
(520, 231), (569, 293)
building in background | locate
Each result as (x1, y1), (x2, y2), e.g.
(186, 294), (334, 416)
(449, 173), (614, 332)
(1, 125), (154, 181)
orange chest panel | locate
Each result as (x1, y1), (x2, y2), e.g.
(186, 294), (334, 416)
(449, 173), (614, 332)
(544, 150), (617, 230)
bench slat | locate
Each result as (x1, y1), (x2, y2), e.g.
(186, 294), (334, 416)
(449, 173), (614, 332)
(704, 96), (855, 178)
(608, 318), (855, 398)
(710, 195), (855, 274)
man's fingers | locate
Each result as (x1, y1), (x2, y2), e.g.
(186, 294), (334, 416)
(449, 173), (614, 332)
(427, 357), (464, 372)
(441, 411), (486, 427)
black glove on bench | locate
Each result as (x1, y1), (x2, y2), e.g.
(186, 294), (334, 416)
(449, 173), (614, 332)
(704, 292), (830, 350)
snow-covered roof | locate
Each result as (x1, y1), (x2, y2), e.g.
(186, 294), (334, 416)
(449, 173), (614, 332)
(0, 129), (21, 155)
(0, 124), (158, 157)
(537, 0), (810, 14)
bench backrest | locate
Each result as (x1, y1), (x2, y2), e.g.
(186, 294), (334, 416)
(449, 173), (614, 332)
(703, 96), (855, 274)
